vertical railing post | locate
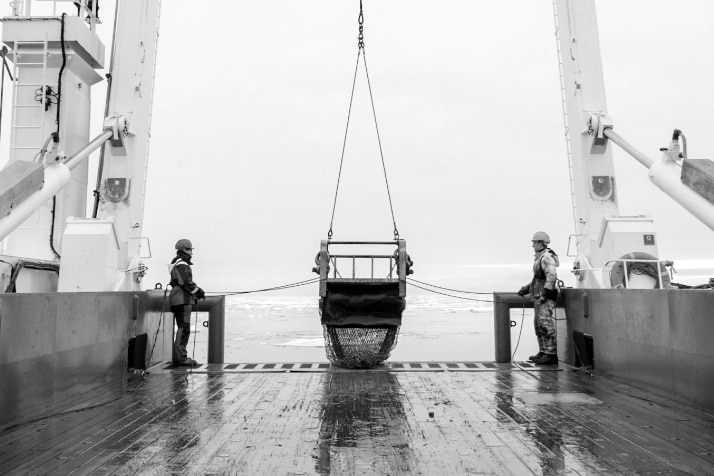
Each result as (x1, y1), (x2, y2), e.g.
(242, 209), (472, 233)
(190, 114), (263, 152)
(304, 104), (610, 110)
(397, 239), (407, 297)
(493, 293), (512, 363)
(205, 295), (225, 364)
(492, 292), (534, 363)
(319, 240), (328, 297)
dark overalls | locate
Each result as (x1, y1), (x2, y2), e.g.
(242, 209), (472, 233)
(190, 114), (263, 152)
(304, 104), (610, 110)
(169, 252), (200, 362)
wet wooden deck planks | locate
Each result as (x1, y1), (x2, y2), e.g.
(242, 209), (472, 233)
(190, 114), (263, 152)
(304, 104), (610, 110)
(1, 365), (713, 475)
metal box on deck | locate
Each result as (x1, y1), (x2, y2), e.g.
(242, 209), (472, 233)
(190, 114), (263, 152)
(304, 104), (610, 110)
(57, 218), (119, 291)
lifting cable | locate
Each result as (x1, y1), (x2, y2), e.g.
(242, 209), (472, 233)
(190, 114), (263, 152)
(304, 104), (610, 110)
(328, 0), (399, 241)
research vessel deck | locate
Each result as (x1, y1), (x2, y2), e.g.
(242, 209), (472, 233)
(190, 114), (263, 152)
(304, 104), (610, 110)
(2, 362), (713, 475)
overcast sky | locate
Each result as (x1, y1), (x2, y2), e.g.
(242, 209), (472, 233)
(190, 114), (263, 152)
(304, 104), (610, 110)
(2, 1), (714, 294)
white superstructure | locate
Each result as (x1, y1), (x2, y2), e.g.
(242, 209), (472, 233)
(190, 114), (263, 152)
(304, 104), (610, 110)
(0, 0), (161, 292)
(554, 0), (714, 288)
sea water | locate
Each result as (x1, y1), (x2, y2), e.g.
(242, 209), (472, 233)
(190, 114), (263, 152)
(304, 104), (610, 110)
(183, 295), (540, 364)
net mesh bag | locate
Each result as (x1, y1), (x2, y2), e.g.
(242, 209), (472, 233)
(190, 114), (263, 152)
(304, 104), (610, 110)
(323, 325), (400, 369)
(320, 281), (404, 369)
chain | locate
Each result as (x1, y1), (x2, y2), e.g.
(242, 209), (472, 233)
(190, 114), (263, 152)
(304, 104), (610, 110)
(358, 0), (365, 50)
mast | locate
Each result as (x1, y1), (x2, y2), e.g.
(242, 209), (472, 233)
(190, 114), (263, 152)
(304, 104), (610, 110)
(58, 0), (162, 292)
(90, 0), (162, 290)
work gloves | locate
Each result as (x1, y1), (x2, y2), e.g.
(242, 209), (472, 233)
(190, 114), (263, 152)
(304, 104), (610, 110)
(516, 286), (558, 301)
(541, 288), (558, 301)
(195, 287), (206, 300)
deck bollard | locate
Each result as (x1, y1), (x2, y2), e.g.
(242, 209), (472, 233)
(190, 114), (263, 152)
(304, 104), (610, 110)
(492, 292), (534, 363)
(201, 295), (225, 364)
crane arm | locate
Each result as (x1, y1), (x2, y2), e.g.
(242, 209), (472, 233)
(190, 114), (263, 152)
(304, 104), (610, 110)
(592, 119), (714, 232)
(0, 129), (114, 241)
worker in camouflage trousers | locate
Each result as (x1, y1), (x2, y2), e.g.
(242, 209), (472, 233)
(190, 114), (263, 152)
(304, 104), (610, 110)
(517, 231), (560, 365)
(169, 239), (205, 366)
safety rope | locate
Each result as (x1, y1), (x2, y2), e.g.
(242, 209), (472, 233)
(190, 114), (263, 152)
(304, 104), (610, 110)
(407, 277), (493, 295)
(190, 304), (199, 373)
(208, 277), (321, 296)
(406, 280), (509, 304)
(327, 0), (399, 240)
(511, 298), (527, 361)
(146, 285), (169, 367)
(208, 278), (503, 303)
(205, 275), (560, 306)
(205, 275), (527, 303)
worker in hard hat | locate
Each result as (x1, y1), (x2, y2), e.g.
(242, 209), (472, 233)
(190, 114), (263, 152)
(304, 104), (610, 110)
(517, 231), (560, 365)
(169, 238), (205, 366)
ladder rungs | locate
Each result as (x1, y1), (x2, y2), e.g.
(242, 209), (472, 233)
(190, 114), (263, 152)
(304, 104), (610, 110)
(12, 126), (44, 129)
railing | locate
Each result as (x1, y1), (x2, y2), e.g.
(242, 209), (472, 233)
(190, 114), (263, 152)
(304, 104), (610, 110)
(316, 240), (409, 297)
(11, 1), (100, 29)
(328, 254), (396, 280)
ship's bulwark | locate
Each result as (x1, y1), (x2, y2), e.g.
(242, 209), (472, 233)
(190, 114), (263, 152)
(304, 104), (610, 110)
(560, 288), (714, 414)
(1, 367), (714, 474)
(0, 292), (167, 431)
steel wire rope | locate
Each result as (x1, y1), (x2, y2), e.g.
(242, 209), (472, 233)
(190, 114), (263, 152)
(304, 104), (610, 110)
(362, 47), (399, 240)
(327, 51), (361, 240)
(207, 277), (321, 296)
(407, 280), (509, 304)
(407, 277), (493, 295)
(327, 0), (399, 240)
